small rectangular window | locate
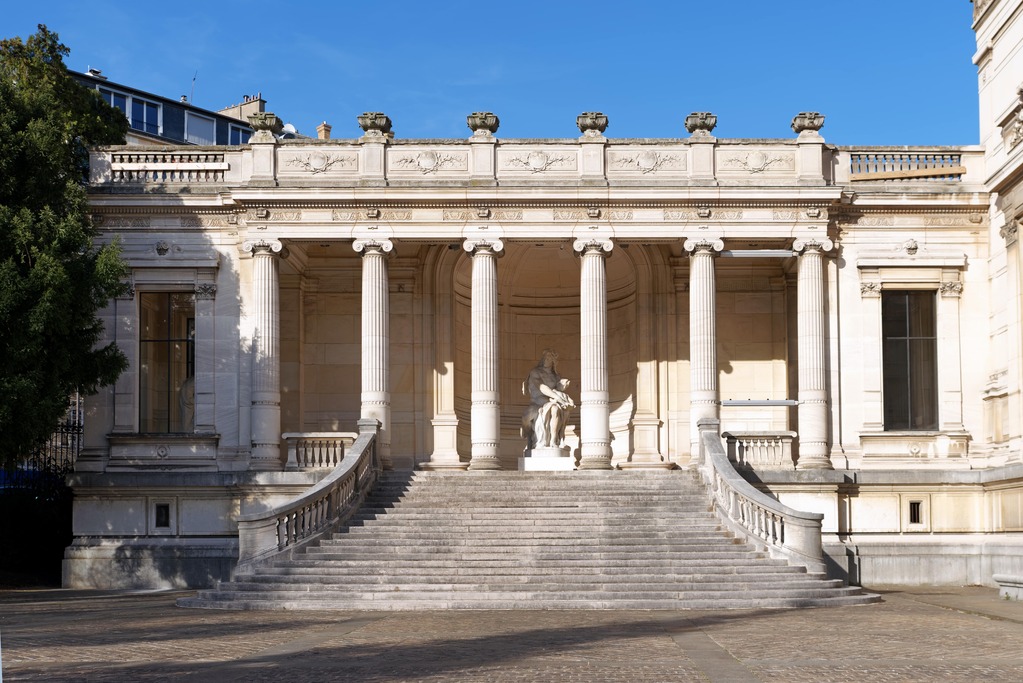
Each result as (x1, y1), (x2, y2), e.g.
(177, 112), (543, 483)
(882, 291), (938, 430)
(185, 112), (216, 145)
(909, 501), (922, 525)
(155, 503), (171, 528)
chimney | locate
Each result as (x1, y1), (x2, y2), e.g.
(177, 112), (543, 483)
(317, 121), (332, 140)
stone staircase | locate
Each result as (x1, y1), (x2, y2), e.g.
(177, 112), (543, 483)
(180, 470), (879, 610)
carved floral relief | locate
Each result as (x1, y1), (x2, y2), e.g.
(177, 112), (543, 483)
(504, 151), (576, 173)
(608, 151), (686, 173)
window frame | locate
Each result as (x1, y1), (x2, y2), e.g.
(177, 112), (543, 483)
(185, 111), (217, 146)
(138, 291), (196, 434)
(229, 124), (251, 146)
(97, 86), (162, 137)
(881, 289), (938, 431)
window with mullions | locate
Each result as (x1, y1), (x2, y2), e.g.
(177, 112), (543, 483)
(229, 125), (251, 145)
(882, 290), (938, 430)
(139, 293), (195, 433)
(98, 88), (161, 136)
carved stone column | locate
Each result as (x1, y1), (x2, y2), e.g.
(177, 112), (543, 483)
(575, 238), (614, 469)
(684, 238), (723, 464)
(794, 238), (834, 470)
(243, 238), (283, 470)
(354, 239), (393, 469)
(463, 238), (504, 470)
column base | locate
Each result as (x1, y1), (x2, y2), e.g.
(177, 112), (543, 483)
(468, 457), (502, 471)
(618, 460), (677, 471)
(418, 461), (470, 471)
(577, 457), (613, 470)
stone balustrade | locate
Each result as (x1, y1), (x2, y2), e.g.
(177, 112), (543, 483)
(283, 432), (358, 470)
(723, 431), (798, 470)
(838, 147), (981, 183)
(87, 138), (984, 189)
(93, 150), (230, 184)
(699, 419), (826, 574)
(235, 420), (379, 568)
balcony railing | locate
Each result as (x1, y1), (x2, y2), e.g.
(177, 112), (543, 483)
(848, 151), (965, 182)
(723, 431), (797, 470)
(283, 432), (357, 470)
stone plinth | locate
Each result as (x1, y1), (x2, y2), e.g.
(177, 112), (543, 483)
(518, 446), (576, 471)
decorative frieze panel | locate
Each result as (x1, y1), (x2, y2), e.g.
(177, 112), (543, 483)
(662, 209), (744, 221)
(720, 151), (795, 174)
(390, 151), (468, 174)
(608, 150), (686, 174)
(247, 209), (302, 222)
(282, 151), (357, 174)
(499, 150), (577, 173)
(101, 216), (152, 228)
(180, 215), (230, 228)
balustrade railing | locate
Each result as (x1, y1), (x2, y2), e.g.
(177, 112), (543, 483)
(283, 432), (357, 470)
(108, 151), (228, 183)
(699, 419), (825, 573)
(849, 151), (964, 181)
(723, 431), (797, 470)
(235, 419), (380, 569)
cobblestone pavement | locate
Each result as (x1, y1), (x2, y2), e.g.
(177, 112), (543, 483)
(1, 587), (1022, 682)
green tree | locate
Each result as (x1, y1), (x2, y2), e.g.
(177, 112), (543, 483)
(0, 25), (128, 467)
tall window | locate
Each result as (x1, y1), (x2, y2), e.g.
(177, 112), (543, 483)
(98, 88), (161, 136)
(185, 112), (216, 145)
(139, 293), (195, 433)
(882, 290), (937, 430)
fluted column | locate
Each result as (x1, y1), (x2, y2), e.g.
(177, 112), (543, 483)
(684, 238), (723, 464)
(243, 238), (283, 470)
(794, 238), (834, 470)
(574, 238), (614, 469)
(354, 239), (393, 469)
(464, 238), (504, 469)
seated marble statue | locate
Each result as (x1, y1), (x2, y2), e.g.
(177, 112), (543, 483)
(521, 350), (575, 451)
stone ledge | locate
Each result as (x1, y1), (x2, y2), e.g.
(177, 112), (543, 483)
(993, 573), (1023, 600)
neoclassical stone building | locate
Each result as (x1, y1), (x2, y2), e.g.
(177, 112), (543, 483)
(63, 1), (1023, 589)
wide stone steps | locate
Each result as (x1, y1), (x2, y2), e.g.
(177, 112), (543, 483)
(179, 469), (879, 610)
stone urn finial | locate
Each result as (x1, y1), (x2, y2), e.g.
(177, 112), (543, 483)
(247, 112), (284, 141)
(467, 111), (500, 137)
(684, 112), (717, 137)
(357, 112), (393, 137)
(791, 112), (825, 135)
(576, 111), (609, 137)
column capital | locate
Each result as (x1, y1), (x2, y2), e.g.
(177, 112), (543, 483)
(353, 238), (394, 256)
(242, 238), (283, 256)
(683, 237), (724, 254)
(463, 237), (504, 256)
(573, 237), (614, 255)
(793, 237), (834, 254)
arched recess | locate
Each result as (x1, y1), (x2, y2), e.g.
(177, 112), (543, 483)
(446, 240), (662, 468)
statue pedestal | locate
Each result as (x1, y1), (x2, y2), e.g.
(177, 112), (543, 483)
(518, 446), (576, 471)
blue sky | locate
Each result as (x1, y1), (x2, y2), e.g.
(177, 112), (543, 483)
(6, 1), (979, 144)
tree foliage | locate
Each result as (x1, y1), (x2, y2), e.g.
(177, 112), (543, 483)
(0, 26), (129, 465)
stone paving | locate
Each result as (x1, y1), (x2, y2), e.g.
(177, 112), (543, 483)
(1, 586), (1022, 682)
